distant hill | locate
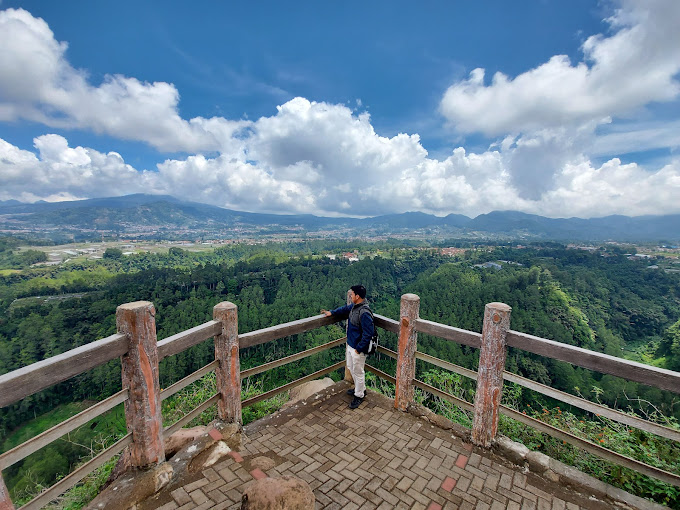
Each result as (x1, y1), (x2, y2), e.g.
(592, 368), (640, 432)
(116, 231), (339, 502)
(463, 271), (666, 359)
(0, 194), (678, 241)
(468, 211), (680, 241)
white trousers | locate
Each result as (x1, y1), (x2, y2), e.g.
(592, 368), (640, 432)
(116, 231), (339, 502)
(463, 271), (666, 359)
(346, 344), (367, 398)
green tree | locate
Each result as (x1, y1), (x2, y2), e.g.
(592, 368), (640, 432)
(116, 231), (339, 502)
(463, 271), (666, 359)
(665, 319), (680, 370)
(103, 248), (123, 259)
(18, 250), (47, 266)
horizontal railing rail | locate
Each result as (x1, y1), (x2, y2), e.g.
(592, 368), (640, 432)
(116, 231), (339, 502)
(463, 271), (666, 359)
(158, 320), (222, 360)
(506, 331), (680, 394)
(164, 394), (220, 438)
(370, 346), (680, 487)
(241, 362), (346, 408)
(240, 338), (346, 379)
(160, 336), (347, 434)
(412, 378), (474, 412)
(365, 364), (396, 385)
(499, 405), (680, 486)
(412, 351), (680, 442)
(239, 314), (341, 349)
(0, 390), (129, 472)
(0, 333), (127, 409)
(376, 344), (680, 442)
(374, 314), (399, 334)
(160, 361), (219, 402)
(406, 372), (680, 487)
(0, 302), (350, 510)
(19, 433), (133, 510)
(415, 318), (482, 348)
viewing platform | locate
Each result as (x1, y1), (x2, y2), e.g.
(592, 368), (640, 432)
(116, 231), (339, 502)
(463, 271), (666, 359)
(1, 294), (679, 509)
(127, 382), (659, 510)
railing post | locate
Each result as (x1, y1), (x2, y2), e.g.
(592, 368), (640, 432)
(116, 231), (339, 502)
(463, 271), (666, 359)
(116, 301), (165, 467)
(395, 293), (420, 411)
(214, 302), (241, 424)
(472, 302), (512, 447)
(0, 473), (14, 510)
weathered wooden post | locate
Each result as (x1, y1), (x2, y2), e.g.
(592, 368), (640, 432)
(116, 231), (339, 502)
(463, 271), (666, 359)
(344, 289), (354, 383)
(0, 473), (14, 510)
(116, 301), (165, 467)
(214, 302), (241, 424)
(394, 293), (420, 411)
(472, 302), (512, 447)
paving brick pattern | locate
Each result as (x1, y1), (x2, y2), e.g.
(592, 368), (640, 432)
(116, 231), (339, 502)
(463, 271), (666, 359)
(140, 386), (615, 510)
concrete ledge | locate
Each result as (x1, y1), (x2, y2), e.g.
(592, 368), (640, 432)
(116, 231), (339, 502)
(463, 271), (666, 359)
(86, 421), (241, 510)
(406, 401), (472, 440)
(493, 434), (670, 510)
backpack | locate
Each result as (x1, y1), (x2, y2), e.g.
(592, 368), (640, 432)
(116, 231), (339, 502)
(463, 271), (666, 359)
(358, 307), (379, 355)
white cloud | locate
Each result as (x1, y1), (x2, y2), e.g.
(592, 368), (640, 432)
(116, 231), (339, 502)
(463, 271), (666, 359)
(440, 0), (680, 136)
(3, 123), (679, 218)
(375, 148), (523, 216)
(247, 98), (427, 215)
(438, 0), (680, 203)
(0, 135), (145, 201)
(151, 155), (317, 213)
(590, 119), (680, 157)
(498, 124), (598, 199)
(540, 158), (680, 218)
(1, 2), (679, 219)
(0, 8), (250, 153)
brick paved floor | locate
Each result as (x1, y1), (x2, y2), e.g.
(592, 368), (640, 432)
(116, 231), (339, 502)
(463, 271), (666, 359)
(138, 383), (626, 510)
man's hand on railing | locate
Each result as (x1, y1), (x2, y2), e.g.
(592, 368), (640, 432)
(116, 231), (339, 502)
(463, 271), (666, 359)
(321, 309), (332, 317)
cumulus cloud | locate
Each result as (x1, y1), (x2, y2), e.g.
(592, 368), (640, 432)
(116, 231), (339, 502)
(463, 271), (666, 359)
(540, 158), (680, 218)
(150, 155), (317, 213)
(247, 98), (427, 215)
(438, 0), (680, 202)
(498, 123), (600, 199)
(0, 8), (250, 153)
(1, 2), (679, 219)
(440, 0), (680, 136)
(0, 135), (145, 202)
(3, 121), (679, 218)
(157, 99), (528, 217)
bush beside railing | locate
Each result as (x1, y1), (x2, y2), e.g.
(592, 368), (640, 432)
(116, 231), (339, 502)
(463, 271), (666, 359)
(1, 293), (680, 509)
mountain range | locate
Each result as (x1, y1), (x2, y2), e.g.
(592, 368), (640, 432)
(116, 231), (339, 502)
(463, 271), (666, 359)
(0, 194), (678, 242)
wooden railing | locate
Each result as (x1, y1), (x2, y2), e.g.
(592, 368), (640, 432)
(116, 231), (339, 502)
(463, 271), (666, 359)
(1, 293), (680, 509)
(0, 301), (343, 510)
(370, 294), (680, 488)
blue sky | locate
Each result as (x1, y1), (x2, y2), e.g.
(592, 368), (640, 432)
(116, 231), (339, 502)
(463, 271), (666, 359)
(0, 0), (678, 218)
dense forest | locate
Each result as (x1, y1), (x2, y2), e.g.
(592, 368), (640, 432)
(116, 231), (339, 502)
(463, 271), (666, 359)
(1, 239), (680, 506)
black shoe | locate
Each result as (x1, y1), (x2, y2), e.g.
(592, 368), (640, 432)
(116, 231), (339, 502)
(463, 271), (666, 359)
(347, 389), (356, 396)
(349, 396), (363, 409)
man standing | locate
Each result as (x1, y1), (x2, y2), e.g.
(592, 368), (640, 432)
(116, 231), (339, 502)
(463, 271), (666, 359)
(322, 285), (375, 409)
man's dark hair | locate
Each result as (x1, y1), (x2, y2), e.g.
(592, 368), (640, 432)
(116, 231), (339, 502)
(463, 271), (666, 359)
(351, 285), (367, 299)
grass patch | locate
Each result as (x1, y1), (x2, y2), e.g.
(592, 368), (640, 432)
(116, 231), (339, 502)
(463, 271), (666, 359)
(2, 402), (90, 453)
(44, 456), (118, 510)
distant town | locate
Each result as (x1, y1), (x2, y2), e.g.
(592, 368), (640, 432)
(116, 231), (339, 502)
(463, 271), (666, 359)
(17, 238), (680, 274)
